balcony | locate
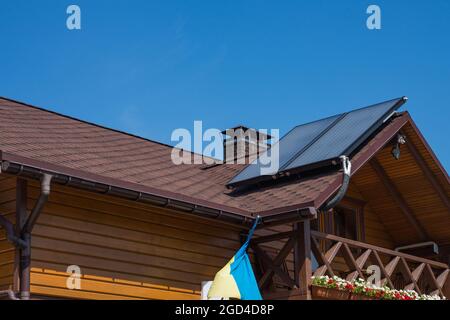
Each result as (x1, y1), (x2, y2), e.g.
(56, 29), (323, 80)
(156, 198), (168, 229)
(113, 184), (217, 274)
(253, 224), (450, 300)
(309, 231), (449, 299)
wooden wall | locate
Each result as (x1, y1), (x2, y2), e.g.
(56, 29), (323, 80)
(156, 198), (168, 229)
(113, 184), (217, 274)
(0, 175), (16, 291)
(0, 168), (403, 299)
(253, 181), (396, 291)
(351, 130), (450, 246)
(346, 183), (394, 249)
(24, 178), (242, 300)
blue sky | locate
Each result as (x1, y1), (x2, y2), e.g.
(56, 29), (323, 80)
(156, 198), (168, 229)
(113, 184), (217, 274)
(0, 0), (449, 170)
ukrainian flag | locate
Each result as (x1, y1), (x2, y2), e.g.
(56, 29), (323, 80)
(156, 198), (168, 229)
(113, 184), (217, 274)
(207, 217), (262, 300)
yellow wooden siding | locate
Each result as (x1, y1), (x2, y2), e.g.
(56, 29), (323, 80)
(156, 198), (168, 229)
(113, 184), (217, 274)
(25, 180), (242, 300)
(2, 166), (400, 298)
(0, 176), (16, 290)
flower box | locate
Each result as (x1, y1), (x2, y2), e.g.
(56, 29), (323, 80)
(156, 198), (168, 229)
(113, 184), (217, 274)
(311, 285), (350, 300)
(349, 293), (374, 300)
(311, 275), (445, 300)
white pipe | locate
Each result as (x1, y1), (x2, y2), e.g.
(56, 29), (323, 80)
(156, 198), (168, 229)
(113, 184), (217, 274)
(395, 241), (439, 255)
(322, 156), (351, 211)
(0, 289), (19, 300)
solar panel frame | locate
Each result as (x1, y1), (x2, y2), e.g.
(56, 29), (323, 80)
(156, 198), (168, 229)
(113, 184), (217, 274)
(227, 97), (407, 188)
(341, 100), (402, 156)
(226, 113), (344, 186)
(278, 113), (346, 171)
(282, 97), (406, 173)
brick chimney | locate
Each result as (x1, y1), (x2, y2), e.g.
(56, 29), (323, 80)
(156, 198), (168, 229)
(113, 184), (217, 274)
(222, 126), (272, 164)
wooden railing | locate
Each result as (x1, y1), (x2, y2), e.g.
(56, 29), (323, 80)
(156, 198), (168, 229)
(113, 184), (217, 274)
(253, 223), (450, 299)
(311, 230), (449, 298)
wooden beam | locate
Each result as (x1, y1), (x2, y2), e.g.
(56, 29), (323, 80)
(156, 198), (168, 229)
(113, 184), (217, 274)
(343, 243), (365, 282)
(258, 214), (314, 229)
(256, 236), (296, 289)
(401, 258), (422, 294)
(293, 221), (311, 299)
(252, 244), (296, 289)
(426, 264), (444, 297)
(411, 263), (426, 282)
(372, 250), (395, 288)
(253, 231), (294, 244)
(370, 158), (428, 241)
(384, 256), (400, 276)
(312, 237), (341, 277)
(436, 269), (449, 289)
(404, 136), (450, 213)
(346, 249), (371, 281)
(311, 230), (447, 269)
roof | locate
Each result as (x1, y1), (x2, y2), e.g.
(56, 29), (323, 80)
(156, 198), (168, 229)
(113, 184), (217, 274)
(0, 97), (446, 223)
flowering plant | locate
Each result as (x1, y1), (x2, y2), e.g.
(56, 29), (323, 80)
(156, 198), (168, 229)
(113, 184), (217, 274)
(311, 275), (445, 300)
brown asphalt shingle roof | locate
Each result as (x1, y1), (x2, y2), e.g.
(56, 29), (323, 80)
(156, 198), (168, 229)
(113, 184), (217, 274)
(0, 97), (408, 217)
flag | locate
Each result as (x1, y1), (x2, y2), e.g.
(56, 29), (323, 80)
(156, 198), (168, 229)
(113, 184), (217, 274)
(207, 216), (262, 300)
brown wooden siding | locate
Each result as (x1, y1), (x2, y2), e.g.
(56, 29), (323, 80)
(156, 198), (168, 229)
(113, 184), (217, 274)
(0, 176), (16, 291)
(24, 179), (242, 300)
(346, 183), (394, 249)
(3, 129), (444, 298)
(253, 182), (396, 286)
(352, 126), (450, 246)
(0, 171), (404, 298)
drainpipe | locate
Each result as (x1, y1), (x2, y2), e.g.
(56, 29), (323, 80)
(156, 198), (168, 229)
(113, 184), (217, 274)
(395, 241), (439, 255)
(321, 156), (352, 211)
(1, 161), (250, 227)
(19, 173), (52, 300)
(0, 289), (20, 300)
(0, 215), (27, 249)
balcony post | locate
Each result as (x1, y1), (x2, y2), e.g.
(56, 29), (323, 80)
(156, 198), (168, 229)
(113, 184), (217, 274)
(294, 220), (312, 299)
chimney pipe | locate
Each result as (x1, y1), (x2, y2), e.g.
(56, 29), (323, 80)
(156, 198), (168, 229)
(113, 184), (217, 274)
(222, 126), (271, 164)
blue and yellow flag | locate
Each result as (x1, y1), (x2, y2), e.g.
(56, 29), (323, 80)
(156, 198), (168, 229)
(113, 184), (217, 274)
(207, 217), (262, 300)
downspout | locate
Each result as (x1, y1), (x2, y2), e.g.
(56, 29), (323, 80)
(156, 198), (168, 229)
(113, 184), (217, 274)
(19, 173), (52, 300)
(1, 174), (54, 300)
(0, 289), (20, 300)
(1, 161), (249, 226)
(321, 156), (352, 211)
(395, 241), (439, 255)
(0, 215), (27, 249)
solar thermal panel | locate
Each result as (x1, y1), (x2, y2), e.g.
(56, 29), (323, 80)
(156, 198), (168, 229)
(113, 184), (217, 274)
(227, 97), (407, 187)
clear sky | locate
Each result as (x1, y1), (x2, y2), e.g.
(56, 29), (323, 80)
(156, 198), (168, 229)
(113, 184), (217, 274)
(0, 0), (449, 170)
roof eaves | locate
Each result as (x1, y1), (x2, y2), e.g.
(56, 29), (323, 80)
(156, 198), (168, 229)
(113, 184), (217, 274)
(405, 115), (450, 185)
(0, 150), (254, 226)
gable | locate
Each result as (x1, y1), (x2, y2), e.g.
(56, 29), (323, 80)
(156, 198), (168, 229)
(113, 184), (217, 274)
(351, 120), (450, 246)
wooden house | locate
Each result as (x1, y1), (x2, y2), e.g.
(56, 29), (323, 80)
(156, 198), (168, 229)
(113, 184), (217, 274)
(0, 96), (449, 300)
